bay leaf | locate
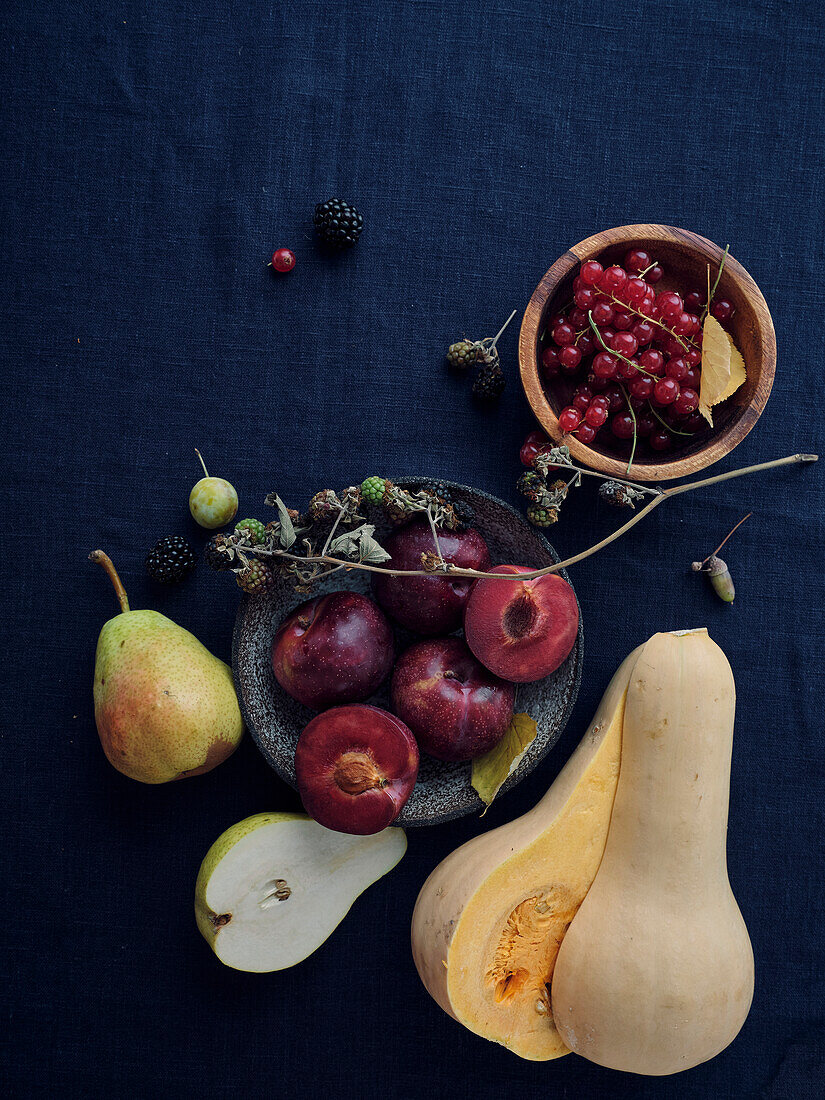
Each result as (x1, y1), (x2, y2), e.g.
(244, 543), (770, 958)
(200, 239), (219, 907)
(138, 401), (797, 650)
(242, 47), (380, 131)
(698, 315), (746, 426)
(471, 713), (538, 814)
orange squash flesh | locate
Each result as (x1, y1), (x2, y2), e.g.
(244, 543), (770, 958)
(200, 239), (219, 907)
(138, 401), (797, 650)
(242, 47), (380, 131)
(411, 646), (642, 1060)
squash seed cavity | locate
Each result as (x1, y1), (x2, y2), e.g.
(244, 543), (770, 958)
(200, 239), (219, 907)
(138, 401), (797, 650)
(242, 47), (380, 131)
(486, 887), (576, 1007)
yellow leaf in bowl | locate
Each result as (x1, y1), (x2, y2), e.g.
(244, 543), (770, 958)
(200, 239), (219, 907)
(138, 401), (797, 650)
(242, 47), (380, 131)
(699, 314), (746, 426)
(471, 713), (538, 813)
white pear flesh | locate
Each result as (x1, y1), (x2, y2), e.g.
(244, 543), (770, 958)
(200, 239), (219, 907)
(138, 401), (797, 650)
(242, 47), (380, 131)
(195, 812), (406, 972)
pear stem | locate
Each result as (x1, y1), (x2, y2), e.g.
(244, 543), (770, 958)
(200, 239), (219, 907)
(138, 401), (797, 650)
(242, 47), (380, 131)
(89, 550), (131, 613)
(195, 448), (209, 478)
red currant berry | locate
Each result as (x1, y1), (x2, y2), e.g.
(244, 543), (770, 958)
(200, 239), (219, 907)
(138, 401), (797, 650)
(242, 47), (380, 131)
(624, 249), (652, 275)
(559, 345), (583, 371)
(591, 301), (615, 326)
(632, 319), (655, 345)
(270, 248), (296, 272)
(580, 261), (603, 286)
(572, 276), (584, 293)
(649, 429), (671, 451)
(624, 277), (648, 304)
(586, 372), (609, 392)
(520, 430), (551, 466)
(653, 377), (680, 406)
(638, 348), (664, 375)
(684, 291), (703, 312)
(629, 376), (655, 400)
(686, 348), (702, 367)
(574, 287), (596, 311)
(558, 406), (582, 432)
(636, 413), (655, 437)
(573, 386), (593, 411)
(611, 331), (638, 357)
(577, 332), (595, 356)
(681, 413), (705, 433)
(603, 385), (625, 413)
(592, 352), (619, 379)
(665, 356), (689, 381)
(600, 266), (628, 294)
(569, 307), (588, 328)
(656, 291), (683, 322)
(711, 299), (735, 322)
(542, 347), (561, 375)
(673, 387), (699, 416)
(611, 412), (635, 439)
(672, 311), (693, 336)
(662, 335), (686, 357)
(617, 357), (641, 381)
(552, 322), (576, 346)
(612, 311), (635, 331)
(550, 311), (567, 327)
(574, 422), (598, 444)
(585, 403), (608, 427)
(598, 327), (616, 347)
(683, 366), (700, 389)
(685, 313), (701, 335)
(646, 264), (664, 283)
(590, 395), (610, 410)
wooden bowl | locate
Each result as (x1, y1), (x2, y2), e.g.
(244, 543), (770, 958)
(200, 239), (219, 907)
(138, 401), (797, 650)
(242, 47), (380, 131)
(519, 225), (776, 481)
(232, 478), (583, 828)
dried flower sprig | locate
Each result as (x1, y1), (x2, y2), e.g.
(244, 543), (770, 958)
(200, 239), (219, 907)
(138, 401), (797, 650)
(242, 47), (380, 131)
(208, 457), (816, 594)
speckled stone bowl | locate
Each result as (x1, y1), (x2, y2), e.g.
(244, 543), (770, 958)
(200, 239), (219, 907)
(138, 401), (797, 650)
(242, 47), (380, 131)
(232, 478), (584, 826)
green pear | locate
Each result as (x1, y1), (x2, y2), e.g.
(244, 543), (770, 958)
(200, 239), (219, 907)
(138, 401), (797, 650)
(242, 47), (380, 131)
(195, 812), (406, 972)
(89, 550), (243, 783)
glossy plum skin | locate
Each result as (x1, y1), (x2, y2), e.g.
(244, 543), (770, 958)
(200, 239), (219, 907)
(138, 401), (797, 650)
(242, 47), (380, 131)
(372, 519), (491, 635)
(295, 704), (419, 834)
(390, 637), (514, 762)
(464, 564), (579, 683)
(271, 591), (394, 710)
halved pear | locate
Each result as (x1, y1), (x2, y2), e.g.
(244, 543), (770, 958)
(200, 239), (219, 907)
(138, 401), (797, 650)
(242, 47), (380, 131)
(195, 812), (406, 972)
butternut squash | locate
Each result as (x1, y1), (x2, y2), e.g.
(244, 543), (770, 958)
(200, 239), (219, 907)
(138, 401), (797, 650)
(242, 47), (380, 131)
(411, 646), (642, 1060)
(551, 628), (754, 1075)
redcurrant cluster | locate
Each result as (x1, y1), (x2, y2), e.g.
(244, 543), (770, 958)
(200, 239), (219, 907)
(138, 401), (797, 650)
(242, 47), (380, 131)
(541, 249), (735, 455)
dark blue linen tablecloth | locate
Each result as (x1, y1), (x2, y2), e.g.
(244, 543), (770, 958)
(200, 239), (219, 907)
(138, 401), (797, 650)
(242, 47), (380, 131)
(2, 1), (824, 1096)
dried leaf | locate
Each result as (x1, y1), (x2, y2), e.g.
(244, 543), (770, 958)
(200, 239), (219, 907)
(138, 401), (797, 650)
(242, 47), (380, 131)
(271, 495), (296, 550)
(698, 315), (746, 426)
(358, 527), (392, 564)
(471, 713), (538, 814)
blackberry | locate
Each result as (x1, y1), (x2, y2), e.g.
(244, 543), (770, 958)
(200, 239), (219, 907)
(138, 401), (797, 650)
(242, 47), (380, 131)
(526, 505), (559, 528)
(236, 560), (275, 596)
(313, 198), (363, 250)
(517, 471), (545, 502)
(145, 536), (197, 584)
(234, 518), (266, 545)
(446, 339), (477, 371)
(472, 363), (505, 402)
(424, 479), (453, 504)
(450, 498), (476, 531)
(361, 476), (386, 505)
(203, 534), (235, 571)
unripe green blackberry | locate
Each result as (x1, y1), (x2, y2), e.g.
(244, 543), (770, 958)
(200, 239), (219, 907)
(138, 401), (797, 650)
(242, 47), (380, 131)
(446, 339), (477, 371)
(360, 476), (386, 505)
(236, 560), (276, 595)
(234, 518), (267, 545)
(527, 505), (559, 528)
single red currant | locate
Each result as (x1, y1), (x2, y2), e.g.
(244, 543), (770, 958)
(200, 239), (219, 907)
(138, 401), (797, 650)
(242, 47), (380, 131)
(646, 264), (664, 283)
(624, 249), (652, 275)
(711, 299), (735, 322)
(612, 311), (635, 331)
(686, 348), (702, 367)
(603, 385), (625, 412)
(611, 412), (635, 439)
(681, 412), (705, 433)
(624, 277), (648, 304)
(665, 356), (689, 381)
(611, 331), (638, 357)
(585, 403), (608, 427)
(617, 357), (640, 381)
(574, 287), (596, 311)
(684, 291), (703, 312)
(575, 422), (598, 443)
(632, 319), (655, 345)
(629, 376), (655, 400)
(598, 327), (616, 347)
(592, 352), (619, 379)
(590, 395), (610, 410)
(572, 386), (593, 411)
(672, 311), (693, 336)
(558, 406), (582, 432)
(653, 377), (680, 406)
(552, 322), (576, 346)
(656, 291), (683, 322)
(649, 428), (671, 450)
(638, 348), (664, 375)
(600, 266), (628, 294)
(270, 248), (296, 272)
(541, 347), (561, 375)
(685, 313), (701, 335)
(580, 260), (604, 286)
(591, 301), (615, 326)
(577, 332), (595, 356)
(559, 345), (583, 371)
(636, 413), (655, 437)
(520, 430), (551, 466)
(683, 366), (700, 389)
(673, 386), (699, 416)
(586, 372), (608, 392)
(569, 307), (588, 328)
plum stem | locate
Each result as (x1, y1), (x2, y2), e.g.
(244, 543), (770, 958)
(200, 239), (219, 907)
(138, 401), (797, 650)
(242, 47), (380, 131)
(89, 550), (131, 613)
